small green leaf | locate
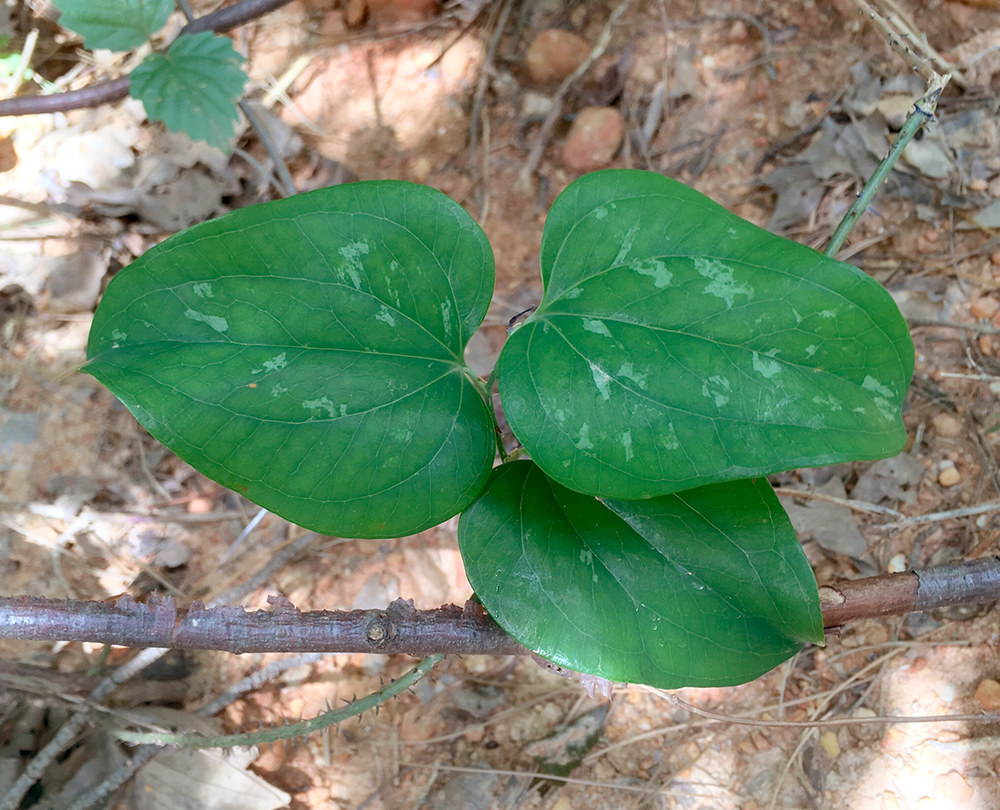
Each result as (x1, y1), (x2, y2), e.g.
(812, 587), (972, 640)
(129, 32), (246, 151)
(53, 0), (173, 51)
(497, 170), (915, 499)
(84, 181), (496, 539)
(459, 461), (823, 688)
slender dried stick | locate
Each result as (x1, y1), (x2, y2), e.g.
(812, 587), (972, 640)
(518, 0), (634, 187)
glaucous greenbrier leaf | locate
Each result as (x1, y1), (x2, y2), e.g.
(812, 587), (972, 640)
(459, 461), (823, 688)
(84, 181), (496, 539)
(497, 170), (914, 499)
(129, 32), (246, 152)
(53, 0), (173, 51)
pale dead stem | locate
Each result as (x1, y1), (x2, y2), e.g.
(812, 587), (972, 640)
(848, 0), (967, 88)
(773, 487), (1000, 530)
(403, 763), (726, 800)
(398, 684), (579, 746)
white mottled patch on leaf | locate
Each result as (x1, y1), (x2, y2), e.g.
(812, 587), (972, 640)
(621, 430), (633, 461)
(184, 308), (228, 333)
(863, 376), (897, 421)
(752, 351), (781, 379)
(630, 257), (672, 288)
(589, 361), (612, 401)
(694, 257), (754, 308)
(812, 393), (843, 411)
(575, 423), (594, 450)
(617, 362), (647, 390)
(263, 353), (287, 372)
(662, 421), (679, 450)
(613, 223), (640, 265)
(376, 306), (396, 327)
(441, 299), (453, 341)
(702, 375), (731, 407)
(386, 263), (402, 306)
(302, 396), (338, 418)
(583, 318), (612, 337)
(338, 242), (369, 289)
(192, 282), (213, 298)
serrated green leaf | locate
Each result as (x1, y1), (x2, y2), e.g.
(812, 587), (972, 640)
(84, 181), (496, 539)
(129, 32), (246, 152)
(497, 170), (914, 499)
(459, 461), (822, 688)
(53, 0), (173, 51)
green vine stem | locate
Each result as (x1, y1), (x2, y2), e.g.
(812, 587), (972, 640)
(825, 72), (950, 258)
(110, 654), (442, 748)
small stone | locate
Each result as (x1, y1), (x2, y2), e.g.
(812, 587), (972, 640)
(728, 19), (749, 42)
(784, 99), (808, 128)
(916, 229), (941, 254)
(887, 553), (907, 573)
(970, 178), (988, 192)
(932, 412), (963, 438)
(409, 156), (432, 184)
(187, 496), (214, 514)
(154, 539), (191, 569)
(561, 106), (623, 172)
(525, 29), (591, 83)
(974, 678), (1000, 710)
(970, 295), (999, 320)
(820, 730), (840, 758)
(980, 335), (994, 356)
(750, 730), (771, 752)
(933, 770), (974, 804)
(938, 461), (961, 487)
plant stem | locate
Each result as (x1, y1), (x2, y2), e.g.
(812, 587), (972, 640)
(825, 75), (949, 258)
(3, 557), (999, 655)
(112, 655), (442, 748)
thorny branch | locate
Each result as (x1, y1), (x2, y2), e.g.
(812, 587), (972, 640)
(0, 0), (297, 117)
(2, 557), (999, 654)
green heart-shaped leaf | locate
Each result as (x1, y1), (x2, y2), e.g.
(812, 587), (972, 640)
(85, 181), (496, 539)
(459, 461), (822, 688)
(497, 170), (914, 499)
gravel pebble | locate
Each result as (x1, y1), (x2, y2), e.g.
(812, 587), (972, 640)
(561, 106), (623, 172)
(525, 29), (590, 83)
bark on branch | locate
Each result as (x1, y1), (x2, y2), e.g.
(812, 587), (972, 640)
(1, 557), (998, 655)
